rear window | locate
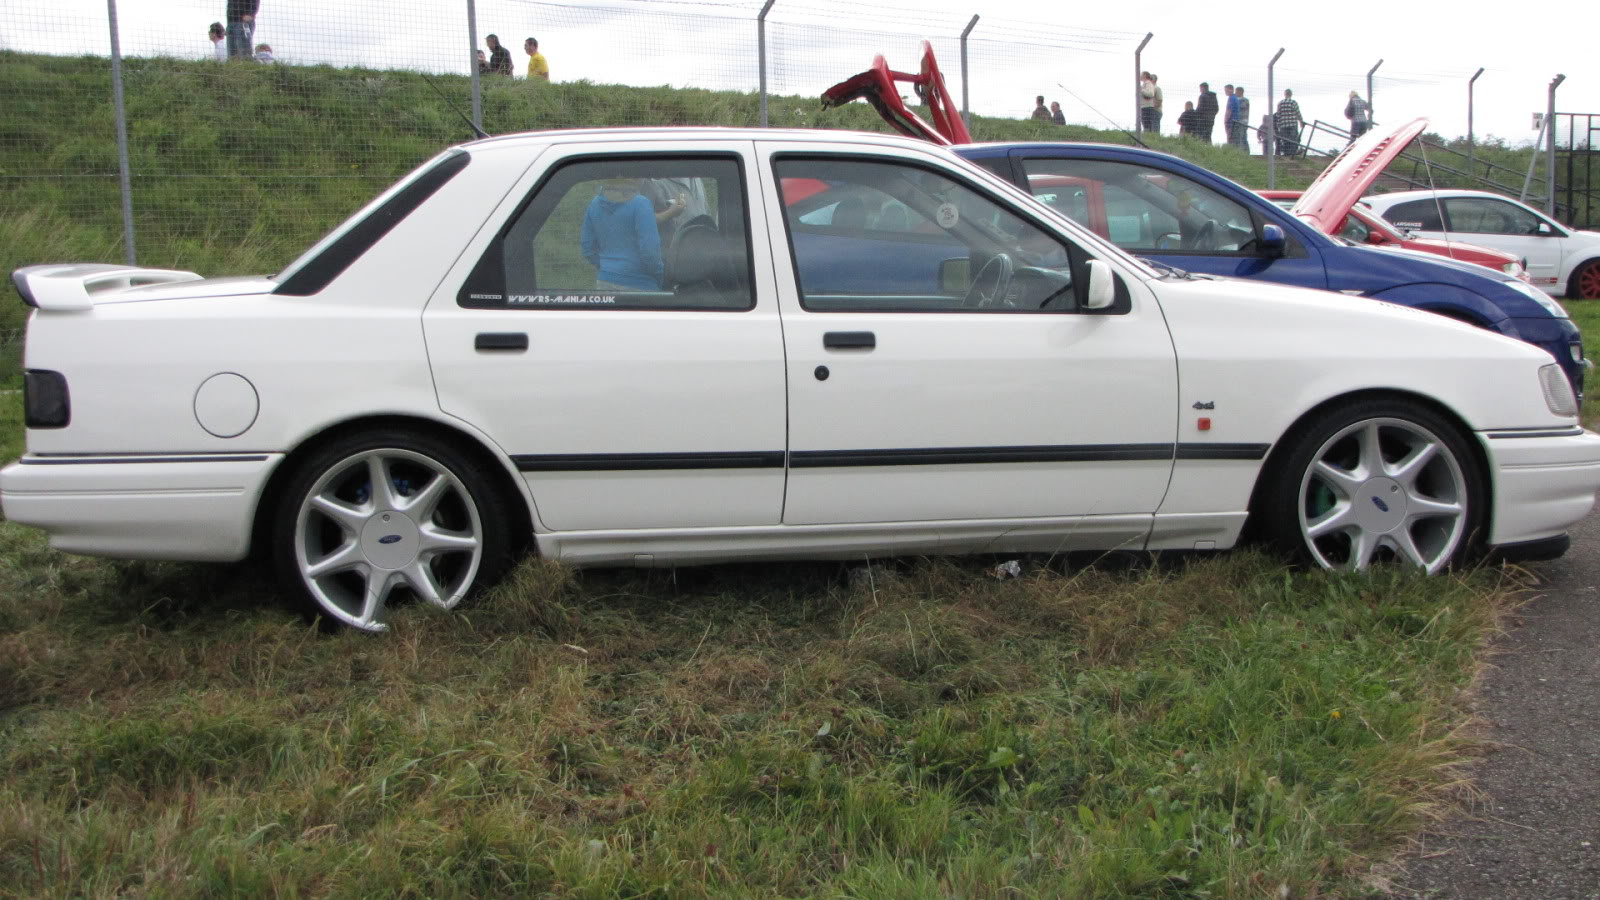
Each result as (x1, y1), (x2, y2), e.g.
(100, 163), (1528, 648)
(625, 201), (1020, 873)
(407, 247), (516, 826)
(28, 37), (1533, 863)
(275, 151), (471, 296)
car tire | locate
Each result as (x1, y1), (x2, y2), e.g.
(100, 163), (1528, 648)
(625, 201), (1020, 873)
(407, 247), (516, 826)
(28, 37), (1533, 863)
(271, 430), (516, 632)
(1569, 259), (1600, 301)
(1257, 398), (1485, 573)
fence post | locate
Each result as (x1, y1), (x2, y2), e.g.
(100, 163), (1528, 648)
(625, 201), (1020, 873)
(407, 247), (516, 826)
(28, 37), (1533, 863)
(1467, 67), (1484, 171)
(1266, 47), (1283, 189)
(960, 15), (980, 128)
(466, 0), (482, 132)
(1133, 32), (1152, 132)
(1366, 58), (1382, 123)
(1547, 73), (1565, 217)
(106, 0), (136, 265)
(757, 0), (776, 127)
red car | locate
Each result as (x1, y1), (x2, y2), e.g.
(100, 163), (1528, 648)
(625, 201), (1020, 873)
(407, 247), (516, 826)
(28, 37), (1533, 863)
(1259, 190), (1531, 282)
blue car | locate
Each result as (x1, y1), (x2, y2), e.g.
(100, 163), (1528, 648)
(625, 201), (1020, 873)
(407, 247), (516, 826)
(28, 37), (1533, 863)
(950, 139), (1586, 396)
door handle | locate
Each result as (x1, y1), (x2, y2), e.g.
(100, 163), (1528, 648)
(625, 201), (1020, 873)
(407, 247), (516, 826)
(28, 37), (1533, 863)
(475, 332), (528, 352)
(823, 331), (876, 349)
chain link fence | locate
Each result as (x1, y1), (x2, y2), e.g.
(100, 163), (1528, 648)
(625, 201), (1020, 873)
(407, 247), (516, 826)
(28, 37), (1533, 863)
(0, 0), (1559, 387)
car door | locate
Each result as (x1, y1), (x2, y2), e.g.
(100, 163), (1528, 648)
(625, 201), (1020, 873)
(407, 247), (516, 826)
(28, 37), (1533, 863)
(423, 141), (788, 532)
(761, 145), (1179, 548)
(1442, 196), (1566, 290)
(1005, 151), (1329, 289)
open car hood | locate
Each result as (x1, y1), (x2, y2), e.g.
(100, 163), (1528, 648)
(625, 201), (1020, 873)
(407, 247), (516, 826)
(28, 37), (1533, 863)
(1291, 117), (1429, 234)
(821, 41), (971, 146)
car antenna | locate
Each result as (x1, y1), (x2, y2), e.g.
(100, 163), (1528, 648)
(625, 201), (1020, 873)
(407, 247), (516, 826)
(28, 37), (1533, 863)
(421, 72), (490, 140)
(1055, 82), (1148, 149)
(1417, 136), (1451, 247)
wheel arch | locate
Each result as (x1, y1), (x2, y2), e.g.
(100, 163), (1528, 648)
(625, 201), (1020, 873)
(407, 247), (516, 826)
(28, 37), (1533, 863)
(1244, 387), (1493, 535)
(247, 413), (537, 560)
(1566, 255), (1600, 300)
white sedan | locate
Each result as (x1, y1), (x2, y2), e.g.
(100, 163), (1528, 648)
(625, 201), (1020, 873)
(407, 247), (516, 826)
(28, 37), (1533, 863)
(1365, 189), (1600, 299)
(5, 128), (1600, 631)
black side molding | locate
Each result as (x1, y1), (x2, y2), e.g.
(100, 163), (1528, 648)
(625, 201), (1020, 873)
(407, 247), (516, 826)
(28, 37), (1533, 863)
(475, 332), (529, 352)
(823, 331), (876, 349)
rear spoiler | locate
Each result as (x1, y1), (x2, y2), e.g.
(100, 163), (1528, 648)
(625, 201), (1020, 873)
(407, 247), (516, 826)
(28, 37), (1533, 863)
(821, 41), (972, 147)
(12, 263), (203, 311)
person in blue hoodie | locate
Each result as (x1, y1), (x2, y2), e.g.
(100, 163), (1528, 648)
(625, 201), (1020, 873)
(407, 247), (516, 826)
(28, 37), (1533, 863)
(580, 178), (664, 290)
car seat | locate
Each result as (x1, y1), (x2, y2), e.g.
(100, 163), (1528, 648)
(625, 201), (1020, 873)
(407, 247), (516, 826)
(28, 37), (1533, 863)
(666, 219), (741, 307)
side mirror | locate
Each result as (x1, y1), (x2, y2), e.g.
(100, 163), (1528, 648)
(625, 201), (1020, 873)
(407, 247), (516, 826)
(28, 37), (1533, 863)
(1085, 260), (1116, 310)
(939, 258), (971, 295)
(1537, 222), (1554, 236)
(1259, 223), (1286, 257)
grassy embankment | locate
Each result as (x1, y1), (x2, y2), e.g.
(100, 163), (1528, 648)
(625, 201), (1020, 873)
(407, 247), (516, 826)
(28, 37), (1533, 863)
(0, 51), (1555, 897)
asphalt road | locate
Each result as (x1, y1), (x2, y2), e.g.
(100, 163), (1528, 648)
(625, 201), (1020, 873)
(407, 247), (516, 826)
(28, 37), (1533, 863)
(1385, 510), (1600, 899)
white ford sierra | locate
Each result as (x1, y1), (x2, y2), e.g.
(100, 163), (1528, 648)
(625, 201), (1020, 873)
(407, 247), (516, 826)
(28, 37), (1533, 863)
(4, 128), (1599, 631)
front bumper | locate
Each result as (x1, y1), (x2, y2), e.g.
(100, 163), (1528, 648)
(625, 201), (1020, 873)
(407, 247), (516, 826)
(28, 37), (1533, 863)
(1480, 428), (1600, 547)
(0, 453), (283, 561)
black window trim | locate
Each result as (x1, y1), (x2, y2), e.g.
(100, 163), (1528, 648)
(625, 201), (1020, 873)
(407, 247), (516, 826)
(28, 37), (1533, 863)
(456, 151), (758, 313)
(771, 151), (1128, 316)
(275, 149), (471, 297)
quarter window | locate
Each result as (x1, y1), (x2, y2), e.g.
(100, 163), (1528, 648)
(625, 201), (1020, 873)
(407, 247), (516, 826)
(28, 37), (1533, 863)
(1020, 158), (1258, 253)
(1382, 199), (1444, 232)
(458, 157), (753, 310)
(775, 157), (1090, 313)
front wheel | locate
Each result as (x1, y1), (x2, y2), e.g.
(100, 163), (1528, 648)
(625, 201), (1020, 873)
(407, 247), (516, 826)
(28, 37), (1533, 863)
(1258, 399), (1485, 573)
(272, 431), (516, 631)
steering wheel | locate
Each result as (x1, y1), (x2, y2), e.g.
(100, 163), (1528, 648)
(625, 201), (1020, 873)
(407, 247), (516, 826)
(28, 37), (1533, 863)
(1189, 219), (1217, 251)
(963, 253), (1015, 308)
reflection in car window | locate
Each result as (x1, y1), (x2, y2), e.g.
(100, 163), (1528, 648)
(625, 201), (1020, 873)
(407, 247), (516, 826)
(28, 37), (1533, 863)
(1020, 158), (1257, 253)
(1382, 199), (1444, 232)
(775, 157), (1086, 313)
(1444, 198), (1543, 236)
(1338, 214), (1371, 243)
(457, 157), (752, 311)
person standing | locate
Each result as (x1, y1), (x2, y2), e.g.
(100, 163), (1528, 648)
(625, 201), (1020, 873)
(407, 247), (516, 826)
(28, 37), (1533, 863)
(1231, 87), (1251, 150)
(1222, 85), (1237, 145)
(1050, 101), (1065, 126)
(1344, 90), (1372, 140)
(1138, 72), (1157, 133)
(485, 34), (513, 76)
(582, 178), (664, 291)
(1274, 88), (1303, 157)
(1150, 74), (1164, 133)
(524, 37), (549, 81)
(1030, 95), (1051, 121)
(224, 0), (258, 61)
(1195, 82), (1219, 143)
(1176, 101), (1201, 139)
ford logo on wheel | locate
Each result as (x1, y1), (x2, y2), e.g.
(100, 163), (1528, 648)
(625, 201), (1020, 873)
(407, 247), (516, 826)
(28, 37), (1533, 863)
(378, 534), (403, 544)
(1371, 497), (1390, 513)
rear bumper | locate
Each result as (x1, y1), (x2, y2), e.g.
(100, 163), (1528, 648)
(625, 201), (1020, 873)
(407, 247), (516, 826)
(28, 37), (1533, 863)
(0, 453), (282, 561)
(1480, 428), (1600, 548)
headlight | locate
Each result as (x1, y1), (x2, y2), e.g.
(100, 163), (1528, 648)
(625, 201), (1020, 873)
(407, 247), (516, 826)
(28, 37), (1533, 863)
(1539, 363), (1579, 416)
(1509, 279), (1568, 319)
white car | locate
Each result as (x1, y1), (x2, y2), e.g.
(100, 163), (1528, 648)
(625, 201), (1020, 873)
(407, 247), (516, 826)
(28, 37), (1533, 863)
(1364, 189), (1600, 300)
(5, 128), (1600, 632)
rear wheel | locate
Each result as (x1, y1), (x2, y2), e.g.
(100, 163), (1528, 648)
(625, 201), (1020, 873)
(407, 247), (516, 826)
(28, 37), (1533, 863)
(1259, 399), (1485, 573)
(272, 431), (515, 631)
(1569, 259), (1600, 301)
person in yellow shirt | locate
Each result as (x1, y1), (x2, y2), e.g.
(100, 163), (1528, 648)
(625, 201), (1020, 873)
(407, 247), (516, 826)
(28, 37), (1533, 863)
(524, 37), (549, 81)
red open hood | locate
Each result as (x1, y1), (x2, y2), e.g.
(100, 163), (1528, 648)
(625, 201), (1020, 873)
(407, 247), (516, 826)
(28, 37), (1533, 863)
(821, 42), (971, 146)
(1291, 117), (1428, 234)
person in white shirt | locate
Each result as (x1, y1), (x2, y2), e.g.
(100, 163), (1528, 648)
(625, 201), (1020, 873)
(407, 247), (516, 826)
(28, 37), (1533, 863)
(208, 22), (226, 61)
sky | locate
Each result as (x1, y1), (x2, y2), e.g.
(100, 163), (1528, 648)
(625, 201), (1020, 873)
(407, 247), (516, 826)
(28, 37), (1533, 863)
(3, 0), (1595, 152)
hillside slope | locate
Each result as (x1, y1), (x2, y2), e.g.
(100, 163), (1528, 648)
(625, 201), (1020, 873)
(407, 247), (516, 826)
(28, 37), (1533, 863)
(1, 50), (1317, 331)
